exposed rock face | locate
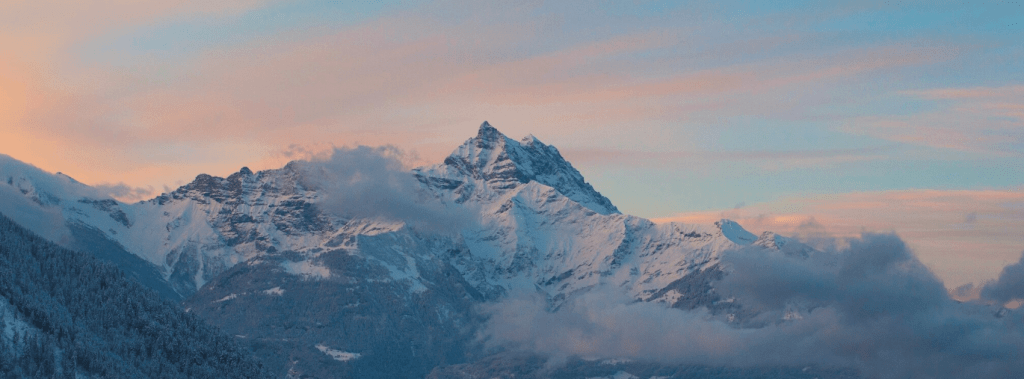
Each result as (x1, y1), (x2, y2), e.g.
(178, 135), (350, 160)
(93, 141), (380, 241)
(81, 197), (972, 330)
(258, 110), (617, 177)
(426, 121), (619, 215)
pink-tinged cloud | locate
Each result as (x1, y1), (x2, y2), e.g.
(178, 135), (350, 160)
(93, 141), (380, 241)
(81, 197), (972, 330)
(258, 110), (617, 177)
(653, 189), (1024, 291)
(0, 1), (270, 37)
(904, 85), (1024, 100)
(0, 0), (982, 201)
(0, 0), (279, 189)
(846, 85), (1024, 154)
(561, 146), (894, 169)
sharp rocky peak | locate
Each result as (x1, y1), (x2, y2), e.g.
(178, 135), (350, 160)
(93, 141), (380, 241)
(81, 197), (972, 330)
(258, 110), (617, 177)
(154, 166), (272, 205)
(437, 121), (619, 215)
(475, 120), (503, 142)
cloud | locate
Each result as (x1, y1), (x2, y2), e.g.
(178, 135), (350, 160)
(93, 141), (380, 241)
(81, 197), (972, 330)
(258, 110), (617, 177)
(481, 289), (743, 366)
(290, 146), (477, 234)
(980, 252), (1024, 305)
(951, 282), (982, 302)
(93, 183), (155, 203)
(846, 85), (1024, 154)
(0, 1), (270, 48)
(0, 0), (971, 196)
(481, 233), (1024, 378)
(0, 0), (282, 196)
(276, 143), (332, 162)
(560, 146), (894, 170)
(0, 184), (72, 246)
(715, 234), (1024, 378)
(905, 85), (1024, 100)
(964, 211), (978, 224)
(652, 189), (1024, 290)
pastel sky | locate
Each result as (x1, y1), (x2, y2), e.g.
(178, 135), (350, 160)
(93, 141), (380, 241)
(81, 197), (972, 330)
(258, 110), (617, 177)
(1, 1), (1022, 289)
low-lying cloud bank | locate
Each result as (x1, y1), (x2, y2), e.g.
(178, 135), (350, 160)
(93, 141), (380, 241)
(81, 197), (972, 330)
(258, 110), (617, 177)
(482, 233), (1024, 378)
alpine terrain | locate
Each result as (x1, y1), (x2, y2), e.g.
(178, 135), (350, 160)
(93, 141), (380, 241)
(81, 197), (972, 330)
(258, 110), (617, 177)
(0, 122), (866, 378)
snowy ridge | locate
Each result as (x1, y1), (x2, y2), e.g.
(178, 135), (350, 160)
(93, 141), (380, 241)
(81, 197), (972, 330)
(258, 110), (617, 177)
(0, 123), (791, 306)
(441, 180), (757, 303)
(0, 154), (112, 243)
(2, 154), (342, 296)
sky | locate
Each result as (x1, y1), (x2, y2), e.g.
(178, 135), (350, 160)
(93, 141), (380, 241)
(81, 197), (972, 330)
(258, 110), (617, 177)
(0, 0), (1022, 290)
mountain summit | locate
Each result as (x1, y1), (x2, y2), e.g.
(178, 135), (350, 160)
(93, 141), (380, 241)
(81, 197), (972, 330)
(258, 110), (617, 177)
(423, 121), (619, 215)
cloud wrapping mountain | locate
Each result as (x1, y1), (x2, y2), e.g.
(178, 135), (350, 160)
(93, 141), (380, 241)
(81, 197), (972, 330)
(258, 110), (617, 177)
(482, 233), (1024, 379)
(3, 123), (1024, 378)
(291, 145), (478, 234)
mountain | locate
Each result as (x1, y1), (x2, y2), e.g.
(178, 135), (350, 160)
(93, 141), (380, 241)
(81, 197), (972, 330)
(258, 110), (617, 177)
(0, 122), (811, 378)
(0, 212), (270, 378)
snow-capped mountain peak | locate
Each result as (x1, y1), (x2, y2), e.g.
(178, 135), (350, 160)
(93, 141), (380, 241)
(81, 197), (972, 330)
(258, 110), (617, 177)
(424, 121), (619, 215)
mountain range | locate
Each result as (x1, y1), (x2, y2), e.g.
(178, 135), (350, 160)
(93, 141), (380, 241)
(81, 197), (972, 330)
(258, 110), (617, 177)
(0, 122), (865, 378)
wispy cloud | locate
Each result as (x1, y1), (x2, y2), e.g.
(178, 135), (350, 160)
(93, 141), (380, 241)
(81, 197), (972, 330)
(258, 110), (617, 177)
(93, 183), (155, 203)
(0, 0), (279, 188)
(845, 85), (1024, 154)
(0, 0), (974, 192)
(562, 146), (895, 169)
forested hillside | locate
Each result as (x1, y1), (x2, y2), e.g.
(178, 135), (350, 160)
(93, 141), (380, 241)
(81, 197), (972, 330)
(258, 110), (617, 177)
(0, 213), (270, 378)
